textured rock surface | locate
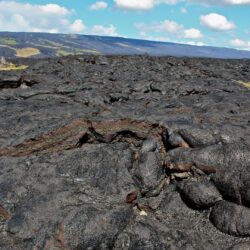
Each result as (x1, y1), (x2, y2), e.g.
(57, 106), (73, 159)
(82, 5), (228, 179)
(210, 201), (250, 237)
(178, 178), (222, 209)
(0, 55), (250, 249)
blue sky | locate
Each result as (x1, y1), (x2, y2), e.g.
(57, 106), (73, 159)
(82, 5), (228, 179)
(0, 0), (249, 50)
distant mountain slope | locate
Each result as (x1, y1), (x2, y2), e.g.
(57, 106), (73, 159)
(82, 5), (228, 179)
(0, 32), (250, 59)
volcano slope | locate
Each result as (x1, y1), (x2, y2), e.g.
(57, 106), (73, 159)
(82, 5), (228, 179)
(0, 55), (250, 250)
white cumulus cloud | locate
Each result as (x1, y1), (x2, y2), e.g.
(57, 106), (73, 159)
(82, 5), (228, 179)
(114, 0), (155, 10)
(0, 1), (85, 34)
(136, 20), (183, 34)
(136, 20), (203, 40)
(157, 20), (183, 34)
(91, 24), (118, 36)
(39, 4), (70, 15)
(230, 38), (250, 50)
(90, 1), (108, 10)
(224, 0), (250, 3)
(200, 13), (236, 31)
(183, 28), (203, 39)
(114, 0), (177, 11)
(207, 0), (250, 4)
(70, 20), (86, 33)
(114, 0), (250, 11)
(11, 14), (29, 29)
(139, 32), (206, 46)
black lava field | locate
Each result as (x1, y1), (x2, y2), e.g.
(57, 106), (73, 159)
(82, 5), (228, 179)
(0, 55), (250, 249)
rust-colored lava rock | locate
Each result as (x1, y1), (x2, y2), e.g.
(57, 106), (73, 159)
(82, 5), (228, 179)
(126, 190), (139, 204)
(0, 119), (167, 157)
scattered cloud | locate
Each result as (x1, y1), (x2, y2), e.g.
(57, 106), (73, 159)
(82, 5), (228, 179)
(91, 24), (118, 36)
(39, 3), (70, 15)
(152, 20), (183, 34)
(183, 28), (203, 39)
(139, 33), (171, 42)
(114, 0), (250, 11)
(136, 20), (182, 34)
(114, 0), (177, 11)
(181, 7), (187, 13)
(0, 1), (85, 34)
(139, 32), (206, 46)
(225, 0), (250, 3)
(200, 13), (236, 31)
(11, 14), (29, 30)
(194, 0), (250, 5)
(69, 20), (86, 33)
(184, 41), (206, 46)
(114, 0), (155, 10)
(115, 0), (250, 11)
(230, 38), (250, 50)
(90, 1), (108, 10)
(136, 20), (203, 39)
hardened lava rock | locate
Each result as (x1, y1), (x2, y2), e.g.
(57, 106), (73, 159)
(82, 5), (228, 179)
(0, 55), (250, 249)
(210, 201), (250, 237)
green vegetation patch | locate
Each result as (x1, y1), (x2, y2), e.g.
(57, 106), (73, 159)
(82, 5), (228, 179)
(38, 38), (101, 56)
(41, 39), (62, 48)
(56, 48), (101, 57)
(0, 37), (17, 46)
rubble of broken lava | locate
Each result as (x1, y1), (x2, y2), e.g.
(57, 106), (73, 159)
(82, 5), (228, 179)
(0, 55), (250, 249)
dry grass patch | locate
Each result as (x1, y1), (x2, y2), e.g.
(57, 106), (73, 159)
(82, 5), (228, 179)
(237, 81), (250, 89)
(56, 50), (73, 57)
(15, 47), (40, 57)
(0, 64), (28, 71)
(56, 49), (101, 57)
